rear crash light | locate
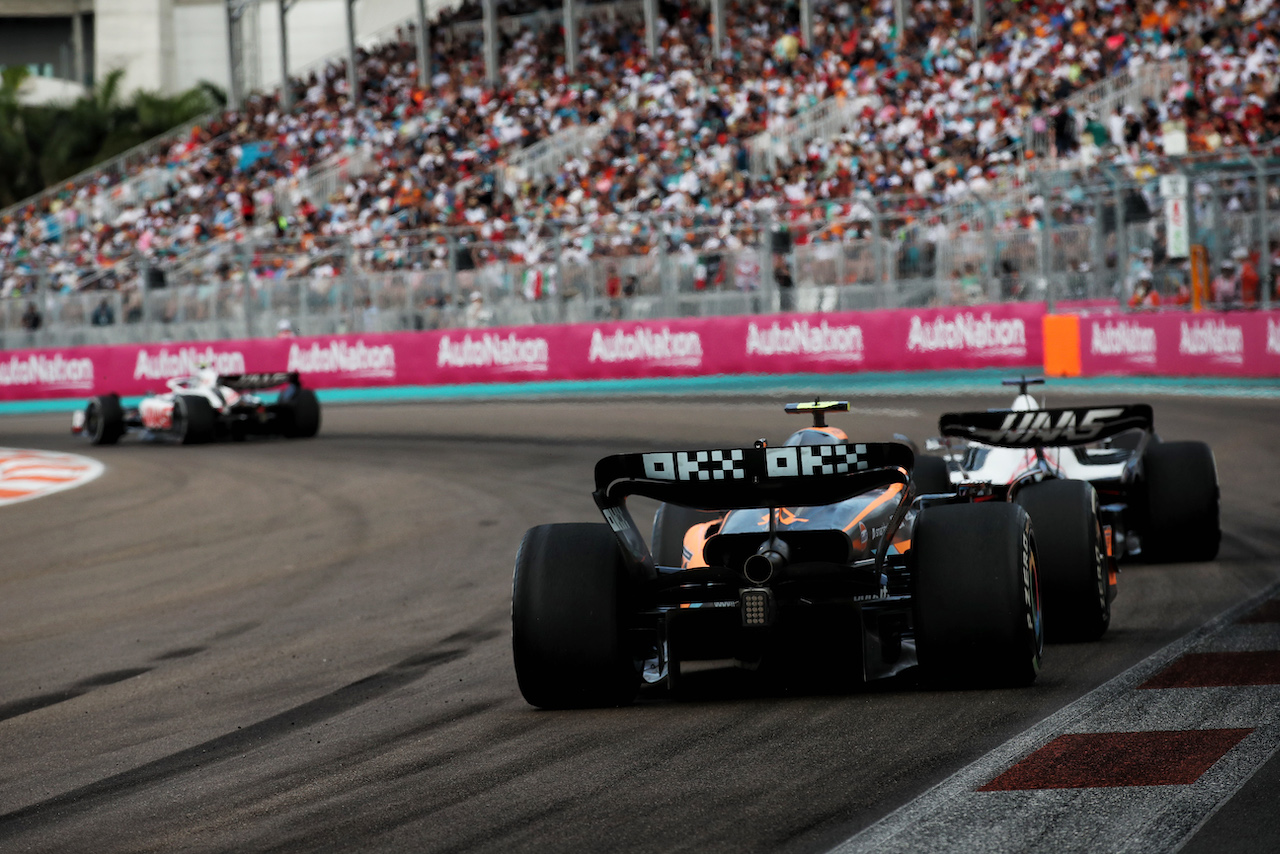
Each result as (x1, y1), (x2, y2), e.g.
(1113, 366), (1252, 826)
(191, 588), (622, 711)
(741, 588), (775, 627)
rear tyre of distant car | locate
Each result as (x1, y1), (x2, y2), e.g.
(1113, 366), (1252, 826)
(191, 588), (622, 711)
(174, 395), (217, 444)
(86, 394), (125, 445)
(512, 523), (639, 708)
(651, 503), (722, 567)
(279, 387), (321, 438)
(1015, 480), (1109, 642)
(1141, 441), (1220, 563)
(913, 503), (1042, 687)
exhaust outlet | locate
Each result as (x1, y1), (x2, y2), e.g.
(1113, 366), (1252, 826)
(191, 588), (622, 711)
(744, 538), (789, 585)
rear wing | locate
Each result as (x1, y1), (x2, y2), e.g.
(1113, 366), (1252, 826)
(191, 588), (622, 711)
(940, 404), (1154, 448)
(594, 442), (913, 510)
(218, 372), (302, 391)
(593, 442), (913, 578)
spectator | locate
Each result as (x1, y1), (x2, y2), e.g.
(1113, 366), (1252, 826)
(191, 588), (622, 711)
(124, 291), (144, 323)
(8, 0), (1280, 317)
(775, 258), (794, 311)
(1211, 260), (1239, 307)
(464, 290), (491, 327)
(1238, 249), (1261, 306)
(21, 301), (42, 331)
(91, 297), (115, 326)
(276, 318), (295, 337)
(1128, 273), (1161, 309)
(605, 268), (621, 299)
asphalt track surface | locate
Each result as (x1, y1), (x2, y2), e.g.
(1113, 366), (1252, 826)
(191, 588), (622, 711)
(1, 393), (1277, 853)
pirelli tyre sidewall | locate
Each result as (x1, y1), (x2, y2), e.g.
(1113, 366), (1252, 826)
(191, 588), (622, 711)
(1014, 480), (1110, 642)
(1141, 440), (1220, 563)
(174, 394), (217, 445)
(913, 503), (1042, 687)
(86, 393), (124, 445)
(511, 522), (639, 709)
(651, 503), (723, 568)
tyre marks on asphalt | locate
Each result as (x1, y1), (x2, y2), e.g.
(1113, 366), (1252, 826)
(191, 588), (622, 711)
(0, 646), (471, 839)
(0, 448), (103, 506)
(830, 584), (1280, 854)
(0, 669), (151, 724)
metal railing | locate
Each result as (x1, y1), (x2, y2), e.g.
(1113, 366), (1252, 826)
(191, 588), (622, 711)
(746, 93), (859, 178)
(1017, 59), (1190, 162)
(500, 122), (614, 190)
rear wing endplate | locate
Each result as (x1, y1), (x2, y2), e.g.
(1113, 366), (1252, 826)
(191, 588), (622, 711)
(218, 372), (301, 391)
(940, 404), (1154, 448)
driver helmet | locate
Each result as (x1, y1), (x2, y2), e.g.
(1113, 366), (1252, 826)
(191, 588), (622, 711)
(784, 426), (851, 446)
(197, 361), (218, 387)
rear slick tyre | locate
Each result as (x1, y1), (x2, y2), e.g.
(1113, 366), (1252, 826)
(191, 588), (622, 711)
(174, 395), (216, 445)
(913, 503), (1043, 687)
(280, 387), (321, 438)
(512, 523), (639, 708)
(1142, 441), (1220, 563)
(1015, 480), (1109, 642)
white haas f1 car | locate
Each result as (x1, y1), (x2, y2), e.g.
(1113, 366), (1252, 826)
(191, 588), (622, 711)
(513, 401), (1045, 709)
(72, 369), (321, 445)
(918, 377), (1219, 641)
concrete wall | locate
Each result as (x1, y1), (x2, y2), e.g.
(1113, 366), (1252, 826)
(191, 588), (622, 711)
(5, 0), (456, 97)
(172, 0), (440, 94)
(93, 0), (176, 94)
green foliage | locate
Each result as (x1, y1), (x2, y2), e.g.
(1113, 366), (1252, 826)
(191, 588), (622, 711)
(0, 70), (225, 209)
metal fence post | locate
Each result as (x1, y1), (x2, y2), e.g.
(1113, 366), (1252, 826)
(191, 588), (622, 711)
(1210, 176), (1224, 274)
(871, 206), (887, 308)
(1092, 194), (1107, 299)
(1239, 151), (1269, 308)
(1103, 166), (1127, 299)
(968, 189), (998, 302)
(447, 233), (459, 300)
(658, 220), (676, 317)
(1034, 174), (1055, 313)
(138, 254), (155, 343)
(1258, 162), (1273, 310)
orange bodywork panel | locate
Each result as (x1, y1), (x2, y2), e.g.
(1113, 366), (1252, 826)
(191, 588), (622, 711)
(681, 520), (719, 569)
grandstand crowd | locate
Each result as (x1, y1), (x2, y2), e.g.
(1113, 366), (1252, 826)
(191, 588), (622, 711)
(2, 0), (1279, 323)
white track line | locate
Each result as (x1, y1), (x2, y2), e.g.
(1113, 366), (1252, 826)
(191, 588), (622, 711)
(828, 582), (1280, 854)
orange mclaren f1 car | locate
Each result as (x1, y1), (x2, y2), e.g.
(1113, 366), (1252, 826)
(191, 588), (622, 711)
(512, 401), (1045, 709)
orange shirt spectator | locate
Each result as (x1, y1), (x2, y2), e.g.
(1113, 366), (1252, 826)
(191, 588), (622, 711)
(1240, 256), (1260, 306)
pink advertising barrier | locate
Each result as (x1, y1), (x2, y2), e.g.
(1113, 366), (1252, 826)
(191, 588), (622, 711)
(1079, 310), (1280, 377)
(0, 303), (1047, 402)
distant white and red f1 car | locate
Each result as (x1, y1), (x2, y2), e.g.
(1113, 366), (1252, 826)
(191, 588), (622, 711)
(72, 369), (321, 445)
(917, 376), (1219, 641)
